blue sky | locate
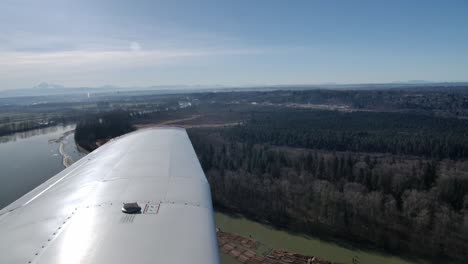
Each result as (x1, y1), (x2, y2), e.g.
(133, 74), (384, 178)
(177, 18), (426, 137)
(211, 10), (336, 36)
(0, 0), (467, 89)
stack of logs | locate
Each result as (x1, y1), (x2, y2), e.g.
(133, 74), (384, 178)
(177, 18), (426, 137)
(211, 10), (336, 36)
(217, 230), (332, 264)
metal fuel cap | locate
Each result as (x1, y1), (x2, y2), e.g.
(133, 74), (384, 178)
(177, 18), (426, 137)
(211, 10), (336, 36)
(122, 202), (141, 214)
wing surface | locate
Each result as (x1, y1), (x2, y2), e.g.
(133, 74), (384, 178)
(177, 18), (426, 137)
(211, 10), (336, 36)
(0, 128), (220, 264)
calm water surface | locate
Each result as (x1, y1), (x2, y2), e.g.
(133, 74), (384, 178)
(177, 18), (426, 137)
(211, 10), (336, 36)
(0, 126), (423, 264)
(0, 125), (85, 209)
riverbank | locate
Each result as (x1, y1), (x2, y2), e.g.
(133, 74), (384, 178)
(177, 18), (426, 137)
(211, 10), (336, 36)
(215, 213), (422, 264)
(49, 130), (75, 167)
(217, 230), (331, 264)
(50, 129), (88, 168)
(58, 140), (73, 167)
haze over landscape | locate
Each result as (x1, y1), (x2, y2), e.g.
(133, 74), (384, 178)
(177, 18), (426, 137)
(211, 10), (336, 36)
(1, 0), (467, 90)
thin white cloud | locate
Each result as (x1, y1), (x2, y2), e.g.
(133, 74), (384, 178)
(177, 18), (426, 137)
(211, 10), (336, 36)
(0, 49), (200, 68)
(0, 47), (263, 87)
(0, 48), (259, 69)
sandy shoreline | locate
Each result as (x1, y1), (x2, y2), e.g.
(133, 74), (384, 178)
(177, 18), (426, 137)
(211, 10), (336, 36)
(51, 129), (80, 168)
(58, 140), (74, 168)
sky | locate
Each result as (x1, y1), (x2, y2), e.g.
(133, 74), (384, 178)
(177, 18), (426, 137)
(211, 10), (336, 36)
(0, 0), (467, 90)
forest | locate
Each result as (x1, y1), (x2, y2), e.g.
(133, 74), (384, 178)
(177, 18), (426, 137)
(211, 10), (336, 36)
(190, 88), (468, 118)
(189, 126), (468, 262)
(74, 111), (135, 151)
(223, 109), (468, 159)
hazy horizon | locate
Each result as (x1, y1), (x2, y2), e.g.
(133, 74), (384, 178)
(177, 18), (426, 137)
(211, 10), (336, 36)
(6, 79), (468, 92)
(1, 0), (467, 90)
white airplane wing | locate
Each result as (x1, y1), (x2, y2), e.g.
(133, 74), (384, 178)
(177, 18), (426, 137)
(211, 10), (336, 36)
(0, 128), (220, 264)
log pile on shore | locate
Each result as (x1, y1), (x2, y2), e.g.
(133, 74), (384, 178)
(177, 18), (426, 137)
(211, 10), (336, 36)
(217, 230), (332, 264)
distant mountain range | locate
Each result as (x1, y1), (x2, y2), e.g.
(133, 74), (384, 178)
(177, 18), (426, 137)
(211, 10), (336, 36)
(0, 82), (205, 98)
(1, 81), (468, 98)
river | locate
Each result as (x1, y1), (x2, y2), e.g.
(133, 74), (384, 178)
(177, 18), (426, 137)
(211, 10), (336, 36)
(0, 125), (85, 209)
(0, 125), (423, 264)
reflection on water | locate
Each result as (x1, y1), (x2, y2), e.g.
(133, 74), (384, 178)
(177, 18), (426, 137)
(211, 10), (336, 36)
(0, 125), (67, 144)
(0, 125), (85, 209)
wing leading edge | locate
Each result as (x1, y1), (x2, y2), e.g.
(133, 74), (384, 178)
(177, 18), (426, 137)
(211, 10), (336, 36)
(0, 128), (220, 264)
